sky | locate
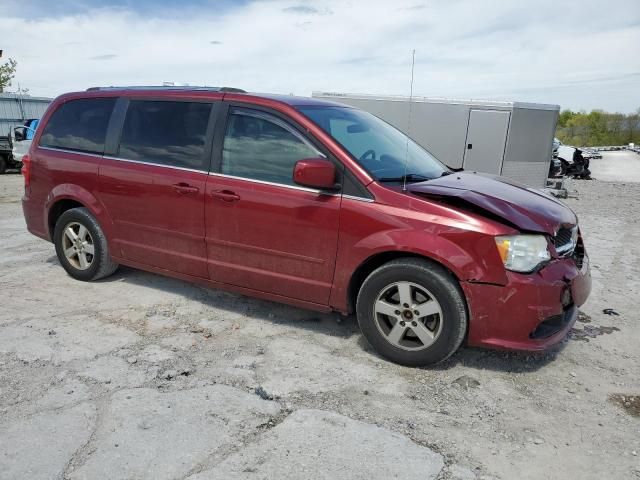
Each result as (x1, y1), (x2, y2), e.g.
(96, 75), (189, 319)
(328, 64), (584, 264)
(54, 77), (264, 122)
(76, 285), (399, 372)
(2, 0), (639, 112)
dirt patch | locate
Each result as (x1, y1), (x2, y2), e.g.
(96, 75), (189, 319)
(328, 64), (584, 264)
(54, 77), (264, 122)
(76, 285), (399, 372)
(569, 324), (620, 341)
(609, 394), (640, 417)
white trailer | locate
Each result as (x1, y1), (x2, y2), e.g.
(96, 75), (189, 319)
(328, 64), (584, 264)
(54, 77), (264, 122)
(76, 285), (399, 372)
(312, 92), (560, 188)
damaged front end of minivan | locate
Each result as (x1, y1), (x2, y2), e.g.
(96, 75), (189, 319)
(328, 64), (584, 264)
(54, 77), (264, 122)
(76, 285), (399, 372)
(407, 172), (592, 351)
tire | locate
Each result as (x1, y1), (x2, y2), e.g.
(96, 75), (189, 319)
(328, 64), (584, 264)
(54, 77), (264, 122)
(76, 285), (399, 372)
(356, 258), (467, 367)
(0, 155), (7, 175)
(53, 207), (118, 281)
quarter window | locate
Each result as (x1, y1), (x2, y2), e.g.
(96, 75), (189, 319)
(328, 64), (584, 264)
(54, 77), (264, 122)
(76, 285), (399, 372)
(39, 98), (116, 154)
(221, 108), (320, 186)
(119, 100), (212, 170)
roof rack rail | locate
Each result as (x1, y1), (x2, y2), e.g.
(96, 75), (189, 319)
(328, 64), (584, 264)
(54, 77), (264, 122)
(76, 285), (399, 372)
(219, 87), (247, 93)
(86, 86), (246, 93)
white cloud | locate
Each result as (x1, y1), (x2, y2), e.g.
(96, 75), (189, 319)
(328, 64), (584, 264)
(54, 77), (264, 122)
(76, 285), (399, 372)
(2, 0), (640, 112)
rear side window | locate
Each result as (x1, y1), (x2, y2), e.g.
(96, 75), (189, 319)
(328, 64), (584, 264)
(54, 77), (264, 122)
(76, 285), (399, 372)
(39, 98), (116, 154)
(118, 100), (212, 171)
(222, 108), (320, 186)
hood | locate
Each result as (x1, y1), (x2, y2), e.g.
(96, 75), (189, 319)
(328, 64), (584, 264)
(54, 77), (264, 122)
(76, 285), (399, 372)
(407, 172), (576, 235)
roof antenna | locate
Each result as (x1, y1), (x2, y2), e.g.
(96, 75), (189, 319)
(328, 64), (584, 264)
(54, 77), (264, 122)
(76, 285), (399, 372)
(402, 49), (416, 192)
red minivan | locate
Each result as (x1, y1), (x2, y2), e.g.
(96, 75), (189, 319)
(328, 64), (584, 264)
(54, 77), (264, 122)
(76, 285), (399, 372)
(21, 87), (591, 366)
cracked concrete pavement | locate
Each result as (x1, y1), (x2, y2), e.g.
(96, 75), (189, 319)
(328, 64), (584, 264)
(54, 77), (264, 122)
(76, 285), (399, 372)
(1, 152), (639, 479)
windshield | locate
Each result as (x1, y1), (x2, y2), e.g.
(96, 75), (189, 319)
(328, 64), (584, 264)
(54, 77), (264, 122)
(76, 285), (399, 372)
(298, 106), (447, 182)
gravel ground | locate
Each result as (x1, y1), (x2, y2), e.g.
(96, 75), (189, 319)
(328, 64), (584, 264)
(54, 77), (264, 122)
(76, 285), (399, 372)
(589, 150), (640, 183)
(1, 153), (639, 479)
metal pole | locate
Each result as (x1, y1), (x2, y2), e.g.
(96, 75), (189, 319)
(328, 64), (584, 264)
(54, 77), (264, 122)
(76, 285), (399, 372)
(402, 49), (416, 192)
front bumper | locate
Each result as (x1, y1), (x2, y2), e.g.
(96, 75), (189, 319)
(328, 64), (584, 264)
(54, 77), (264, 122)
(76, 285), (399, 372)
(461, 254), (591, 351)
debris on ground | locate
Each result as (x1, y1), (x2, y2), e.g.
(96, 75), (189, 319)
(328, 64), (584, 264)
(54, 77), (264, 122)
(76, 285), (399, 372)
(602, 308), (620, 316)
(255, 386), (274, 401)
(609, 394), (640, 417)
(577, 310), (592, 323)
(452, 375), (480, 389)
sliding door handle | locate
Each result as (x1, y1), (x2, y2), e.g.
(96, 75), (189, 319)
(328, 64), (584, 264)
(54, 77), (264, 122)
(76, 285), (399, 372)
(173, 183), (199, 194)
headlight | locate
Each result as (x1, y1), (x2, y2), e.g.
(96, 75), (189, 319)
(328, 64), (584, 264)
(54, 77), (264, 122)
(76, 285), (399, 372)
(494, 235), (550, 273)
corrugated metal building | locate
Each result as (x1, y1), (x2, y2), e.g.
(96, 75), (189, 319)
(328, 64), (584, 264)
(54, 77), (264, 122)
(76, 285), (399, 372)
(0, 93), (52, 136)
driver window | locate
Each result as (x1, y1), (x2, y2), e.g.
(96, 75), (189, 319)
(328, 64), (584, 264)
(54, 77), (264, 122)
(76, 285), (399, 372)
(222, 108), (320, 186)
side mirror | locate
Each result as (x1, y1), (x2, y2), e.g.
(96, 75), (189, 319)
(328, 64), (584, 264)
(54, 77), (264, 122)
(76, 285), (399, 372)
(14, 127), (25, 142)
(293, 158), (339, 190)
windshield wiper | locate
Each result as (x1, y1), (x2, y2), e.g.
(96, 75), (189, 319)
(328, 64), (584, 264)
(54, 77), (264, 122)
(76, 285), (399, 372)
(378, 173), (434, 183)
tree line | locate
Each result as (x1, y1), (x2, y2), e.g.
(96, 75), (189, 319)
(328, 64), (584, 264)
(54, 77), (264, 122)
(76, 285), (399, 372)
(556, 109), (640, 147)
(0, 57), (18, 93)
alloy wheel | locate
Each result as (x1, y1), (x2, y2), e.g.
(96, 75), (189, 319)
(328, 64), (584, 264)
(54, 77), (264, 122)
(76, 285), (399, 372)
(61, 222), (95, 270)
(373, 281), (443, 351)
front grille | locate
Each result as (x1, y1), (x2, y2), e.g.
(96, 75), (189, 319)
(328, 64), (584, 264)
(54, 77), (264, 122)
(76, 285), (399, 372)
(553, 226), (577, 256)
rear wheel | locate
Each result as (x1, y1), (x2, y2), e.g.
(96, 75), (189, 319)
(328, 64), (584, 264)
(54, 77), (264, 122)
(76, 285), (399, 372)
(53, 207), (118, 281)
(0, 155), (7, 174)
(356, 258), (467, 366)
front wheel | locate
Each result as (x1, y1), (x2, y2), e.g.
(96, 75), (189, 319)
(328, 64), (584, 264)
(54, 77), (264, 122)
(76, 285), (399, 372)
(356, 258), (467, 366)
(53, 207), (119, 281)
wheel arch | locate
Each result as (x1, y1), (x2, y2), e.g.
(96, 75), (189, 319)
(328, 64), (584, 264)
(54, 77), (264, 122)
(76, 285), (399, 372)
(346, 251), (463, 315)
(47, 198), (86, 239)
(45, 184), (114, 242)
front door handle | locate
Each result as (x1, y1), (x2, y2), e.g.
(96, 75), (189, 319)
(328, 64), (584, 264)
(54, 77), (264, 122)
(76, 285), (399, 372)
(211, 189), (240, 202)
(173, 183), (199, 194)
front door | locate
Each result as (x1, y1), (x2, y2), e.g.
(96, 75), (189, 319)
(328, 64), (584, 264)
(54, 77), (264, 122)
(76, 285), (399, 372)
(463, 109), (511, 175)
(204, 106), (341, 304)
(98, 99), (216, 278)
